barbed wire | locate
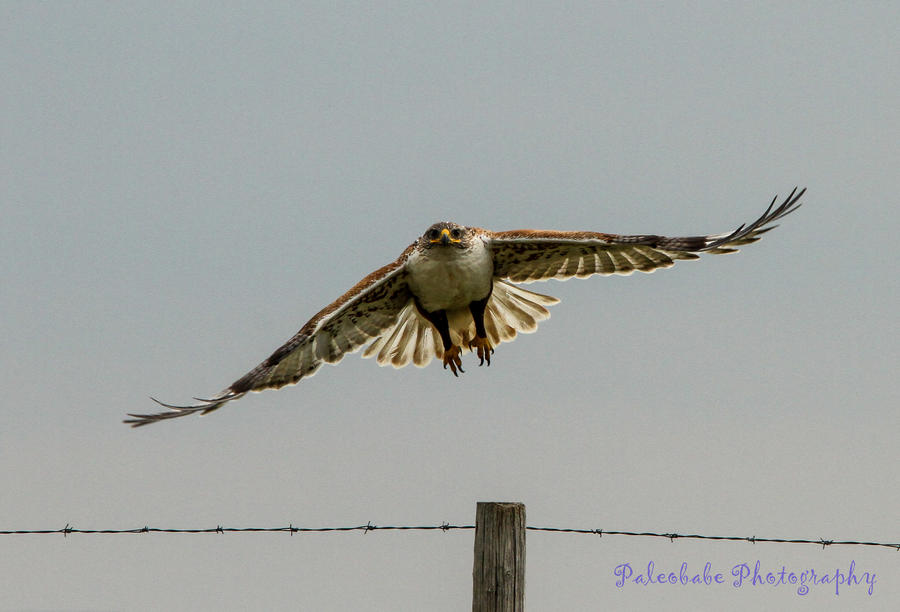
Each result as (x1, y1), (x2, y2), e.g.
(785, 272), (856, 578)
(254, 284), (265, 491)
(1, 523), (897, 550)
(0, 523), (471, 536)
(525, 526), (900, 550)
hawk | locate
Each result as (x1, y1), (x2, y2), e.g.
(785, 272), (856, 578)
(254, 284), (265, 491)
(126, 187), (805, 426)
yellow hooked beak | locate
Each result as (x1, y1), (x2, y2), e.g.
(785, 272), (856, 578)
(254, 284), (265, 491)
(430, 228), (461, 244)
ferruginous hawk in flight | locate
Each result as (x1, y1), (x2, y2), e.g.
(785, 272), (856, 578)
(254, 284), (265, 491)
(126, 188), (805, 426)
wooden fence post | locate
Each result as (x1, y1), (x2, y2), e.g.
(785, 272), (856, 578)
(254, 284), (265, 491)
(472, 502), (525, 612)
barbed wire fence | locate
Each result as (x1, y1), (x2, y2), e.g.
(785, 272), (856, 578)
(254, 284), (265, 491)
(2, 522), (897, 550)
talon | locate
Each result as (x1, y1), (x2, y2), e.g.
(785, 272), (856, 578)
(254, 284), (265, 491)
(468, 337), (494, 367)
(442, 345), (464, 376)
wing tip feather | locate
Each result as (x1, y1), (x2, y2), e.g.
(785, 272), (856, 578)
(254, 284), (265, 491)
(124, 392), (242, 427)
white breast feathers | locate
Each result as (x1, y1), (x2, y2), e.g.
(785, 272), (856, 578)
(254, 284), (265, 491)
(406, 237), (494, 312)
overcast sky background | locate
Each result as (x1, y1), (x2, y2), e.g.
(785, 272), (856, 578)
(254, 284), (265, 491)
(2, 2), (898, 611)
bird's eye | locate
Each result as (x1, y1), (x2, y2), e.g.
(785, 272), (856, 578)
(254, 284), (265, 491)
(427, 229), (439, 240)
(450, 228), (462, 239)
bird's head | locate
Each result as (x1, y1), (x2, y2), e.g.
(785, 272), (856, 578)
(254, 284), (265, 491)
(419, 221), (471, 249)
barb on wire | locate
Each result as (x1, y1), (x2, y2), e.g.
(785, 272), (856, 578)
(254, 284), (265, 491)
(0, 523), (897, 550)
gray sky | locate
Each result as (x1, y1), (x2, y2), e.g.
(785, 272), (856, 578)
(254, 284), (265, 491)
(2, 2), (897, 611)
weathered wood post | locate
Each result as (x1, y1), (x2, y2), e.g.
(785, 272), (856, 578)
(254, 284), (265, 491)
(472, 502), (525, 612)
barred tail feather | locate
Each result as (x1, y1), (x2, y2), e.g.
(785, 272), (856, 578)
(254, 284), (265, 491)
(362, 281), (560, 369)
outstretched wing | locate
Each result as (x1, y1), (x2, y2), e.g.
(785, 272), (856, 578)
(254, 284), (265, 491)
(488, 188), (804, 283)
(125, 246), (416, 427)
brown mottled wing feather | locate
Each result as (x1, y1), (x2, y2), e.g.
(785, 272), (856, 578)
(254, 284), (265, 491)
(125, 245), (416, 427)
(489, 188), (804, 283)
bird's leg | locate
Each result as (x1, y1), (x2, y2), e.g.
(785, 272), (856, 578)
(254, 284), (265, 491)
(414, 300), (464, 376)
(442, 344), (463, 376)
(467, 295), (494, 367)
